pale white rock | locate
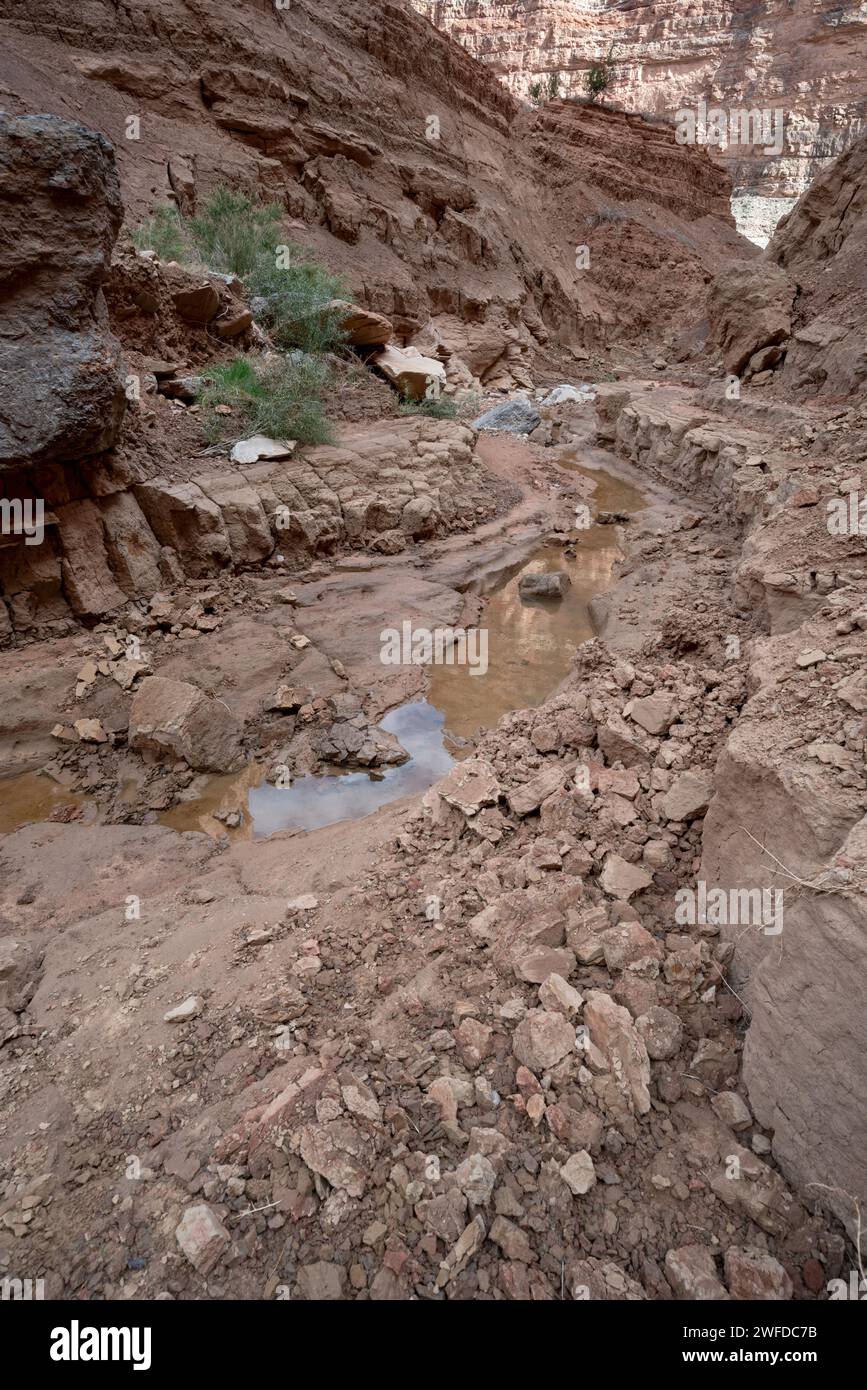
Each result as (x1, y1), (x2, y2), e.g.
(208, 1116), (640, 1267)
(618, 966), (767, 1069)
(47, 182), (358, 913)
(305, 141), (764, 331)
(230, 435), (296, 464)
(560, 1149), (596, 1196)
(164, 995), (202, 1023)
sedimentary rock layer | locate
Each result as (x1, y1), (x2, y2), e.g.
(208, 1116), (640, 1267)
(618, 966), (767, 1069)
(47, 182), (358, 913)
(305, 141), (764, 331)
(412, 0), (867, 244)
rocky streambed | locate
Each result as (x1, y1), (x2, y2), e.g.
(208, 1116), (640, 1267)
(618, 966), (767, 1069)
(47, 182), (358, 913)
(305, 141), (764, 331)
(154, 450), (649, 838)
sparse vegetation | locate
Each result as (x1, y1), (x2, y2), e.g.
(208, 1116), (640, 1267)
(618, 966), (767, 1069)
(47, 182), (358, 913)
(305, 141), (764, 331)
(528, 73), (562, 106)
(248, 256), (347, 355)
(399, 388), (482, 421)
(398, 391), (460, 420)
(187, 186), (284, 280)
(586, 208), (627, 228)
(133, 187), (350, 443)
(200, 354), (333, 447)
(586, 45), (616, 102)
(134, 187), (348, 355)
(131, 204), (189, 262)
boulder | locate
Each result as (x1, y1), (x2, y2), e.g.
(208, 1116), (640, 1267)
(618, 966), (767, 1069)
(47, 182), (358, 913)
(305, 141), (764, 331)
(707, 261), (795, 376)
(518, 571), (571, 600)
(129, 676), (245, 772)
(506, 762), (571, 816)
(171, 281), (220, 323)
(567, 1258), (647, 1301)
(599, 853), (653, 900)
(711, 1090), (753, 1131)
(373, 344), (445, 401)
(297, 1262), (346, 1301)
(229, 435), (296, 464)
(0, 114), (126, 468)
(436, 758), (501, 816)
(538, 973), (583, 1016)
(560, 1150), (596, 1196)
(512, 1008), (576, 1072)
(175, 1204), (230, 1276)
(471, 399), (541, 435)
(724, 1247), (793, 1300)
(665, 1246), (729, 1301)
(328, 299), (393, 346)
(627, 693), (677, 736)
(635, 1006), (683, 1060)
(584, 990), (651, 1114)
(0, 939), (44, 1013)
(542, 384), (595, 406)
(661, 770), (714, 822)
(599, 921), (662, 974)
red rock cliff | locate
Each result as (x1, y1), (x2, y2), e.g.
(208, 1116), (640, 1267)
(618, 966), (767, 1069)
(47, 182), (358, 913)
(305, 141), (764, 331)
(0, 0), (747, 370)
(412, 0), (867, 246)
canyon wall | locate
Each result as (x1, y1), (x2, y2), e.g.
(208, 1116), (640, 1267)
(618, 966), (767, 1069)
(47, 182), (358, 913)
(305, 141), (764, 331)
(0, 0), (746, 637)
(0, 0), (743, 359)
(412, 1), (867, 245)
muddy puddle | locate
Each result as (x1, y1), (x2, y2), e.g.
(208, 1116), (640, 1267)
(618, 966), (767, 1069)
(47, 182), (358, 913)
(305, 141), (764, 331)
(427, 459), (646, 743)
(0, 771), (89, 833)
(159, 700), (455, 839)
(159, 457), (647, 838)
(0, 458), (646, 841)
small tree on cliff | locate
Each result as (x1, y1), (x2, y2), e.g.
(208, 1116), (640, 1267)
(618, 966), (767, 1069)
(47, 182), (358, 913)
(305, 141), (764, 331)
(585, 46), (616, 103)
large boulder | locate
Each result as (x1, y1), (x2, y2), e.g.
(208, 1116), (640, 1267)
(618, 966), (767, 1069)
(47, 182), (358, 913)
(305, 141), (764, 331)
(129, 676), (245, 772)
(0, 938), (44, 1013)
(373, 344), (445, 401)
(471, 399), (541, 435)
(518, 572), (571, 601)
(0, 114), (126, 467)
(706, 260), (795, 376)
(328, 299), (393, 346)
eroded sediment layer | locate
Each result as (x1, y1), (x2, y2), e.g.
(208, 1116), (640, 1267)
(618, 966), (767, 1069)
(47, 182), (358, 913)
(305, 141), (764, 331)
(412, 0), (867, 244)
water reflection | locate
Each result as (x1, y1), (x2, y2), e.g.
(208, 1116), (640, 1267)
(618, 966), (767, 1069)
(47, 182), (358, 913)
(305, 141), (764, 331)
(427, 461), (646, 742)
(248, 700), (455, 836)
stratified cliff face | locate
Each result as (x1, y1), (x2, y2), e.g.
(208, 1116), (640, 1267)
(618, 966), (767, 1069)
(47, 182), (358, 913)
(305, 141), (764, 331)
(412, 0), (867, 246)
(0, 0), (746, 366)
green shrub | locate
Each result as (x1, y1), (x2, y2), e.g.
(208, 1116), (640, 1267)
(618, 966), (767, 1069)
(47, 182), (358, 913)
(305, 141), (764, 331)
(398, 392), (459, 420)
(248, 252), (347, 355)
(548, 72), (561, 99)
(134, 187), (348, 354)
(131, 204), (189, 262)
(201, 355), (333, 446)
(586, 47), (616, 102)
(188, 187), (283, 279)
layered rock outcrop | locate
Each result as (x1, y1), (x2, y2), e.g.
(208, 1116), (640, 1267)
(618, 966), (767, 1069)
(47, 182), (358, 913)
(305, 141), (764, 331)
(0, 0), (743, 368)
(768, 128), (867, 397)
(703, 128), (867, 398)
(413, 0), (867, 245)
